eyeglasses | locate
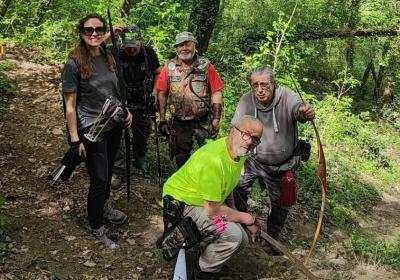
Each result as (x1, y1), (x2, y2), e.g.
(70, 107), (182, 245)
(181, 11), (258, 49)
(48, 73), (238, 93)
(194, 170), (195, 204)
(82, 26), (105, 36)
(251, 82), (274, 90)
(234, 126), (261, 146)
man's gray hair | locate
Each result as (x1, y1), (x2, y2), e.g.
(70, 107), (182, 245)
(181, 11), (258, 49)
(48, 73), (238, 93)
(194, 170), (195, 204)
(246, 66), (275, 85)
(231, 115), (263, 129)
(239, 115), (262, 126)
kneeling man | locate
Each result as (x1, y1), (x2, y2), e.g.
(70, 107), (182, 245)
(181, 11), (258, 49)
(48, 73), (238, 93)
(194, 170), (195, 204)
(161, 115), (263, 279)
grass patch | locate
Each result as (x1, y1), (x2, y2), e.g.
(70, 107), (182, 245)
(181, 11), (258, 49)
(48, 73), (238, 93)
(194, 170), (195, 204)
(350, 233), (400, 269)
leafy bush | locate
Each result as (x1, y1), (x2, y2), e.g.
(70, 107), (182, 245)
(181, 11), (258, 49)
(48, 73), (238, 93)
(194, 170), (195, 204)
(0, 72), (14, 99)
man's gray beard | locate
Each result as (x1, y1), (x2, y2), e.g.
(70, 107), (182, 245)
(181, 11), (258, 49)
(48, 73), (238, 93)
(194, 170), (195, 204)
(234, 145), (250, 157)
(177, 52), (195, 61)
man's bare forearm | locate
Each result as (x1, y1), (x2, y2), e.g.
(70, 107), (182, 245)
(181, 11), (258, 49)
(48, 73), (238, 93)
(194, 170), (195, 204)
(203, 201), (254, 226)
(158, 91), (167, 121)
(64, 93), (79, 142)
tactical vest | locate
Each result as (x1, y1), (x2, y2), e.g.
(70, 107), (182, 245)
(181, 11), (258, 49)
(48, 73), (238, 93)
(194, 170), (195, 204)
(121, 46), (154, 110)
(166, 56), (211, 120)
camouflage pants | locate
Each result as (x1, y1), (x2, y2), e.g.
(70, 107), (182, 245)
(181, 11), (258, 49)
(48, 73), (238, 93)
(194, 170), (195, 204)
(184, 206), (248, 273)
(172, 116), (209, 168)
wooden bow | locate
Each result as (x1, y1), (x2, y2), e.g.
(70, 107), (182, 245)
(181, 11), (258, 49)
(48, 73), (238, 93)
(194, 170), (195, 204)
(288, 74), (328, 265)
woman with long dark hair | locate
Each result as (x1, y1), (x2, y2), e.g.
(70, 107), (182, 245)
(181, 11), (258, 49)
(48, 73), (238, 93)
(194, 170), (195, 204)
(62, 14), (132, 249)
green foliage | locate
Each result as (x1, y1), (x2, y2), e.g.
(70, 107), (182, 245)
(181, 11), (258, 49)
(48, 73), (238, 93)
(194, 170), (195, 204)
(350, 233), (400, 269)
(0, 72), (12, 95)
(218, 73), (248, 133)
(298, 94), (399, 266)
(0, 62), (14, 71)
(250, 180), (269, 206)
(242, 11), (305, 76)
(380, 97), (400, 129)
(332, 68), (361, 96)
(0, 0), (190, 62)
(130, 0), (190, 62)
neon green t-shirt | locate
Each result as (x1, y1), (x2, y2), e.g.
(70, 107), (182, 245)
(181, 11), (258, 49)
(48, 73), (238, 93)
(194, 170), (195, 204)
(162, 137), (246, 206)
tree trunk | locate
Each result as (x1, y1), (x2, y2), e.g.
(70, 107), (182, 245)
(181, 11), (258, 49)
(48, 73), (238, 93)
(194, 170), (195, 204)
(370, 63), (379, 101)
(208, 0), (226, 40)
(298, 28), (400, 40)
(359, 60), (373, 96)
(188, 0), (221, 55)
(36, 0), (52, 25)
(369, 43), (390, 101)
(121, 0), (133, 19)
(375, 43), (390, 100)
(345, 0), (361, 71)
(0, 0), (12, 19)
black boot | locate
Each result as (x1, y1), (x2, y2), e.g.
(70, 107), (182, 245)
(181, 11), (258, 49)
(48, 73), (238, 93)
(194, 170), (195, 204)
(192, 261), (219, 280)
(266, 206), (289, 256)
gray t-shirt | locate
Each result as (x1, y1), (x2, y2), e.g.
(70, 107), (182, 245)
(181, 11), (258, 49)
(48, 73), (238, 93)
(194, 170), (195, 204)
(231, 85), (305, 167)
(62, 55), (120, 131)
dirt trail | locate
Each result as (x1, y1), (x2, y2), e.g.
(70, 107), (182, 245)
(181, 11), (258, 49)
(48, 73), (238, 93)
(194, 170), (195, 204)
(1, 48), (400, 280)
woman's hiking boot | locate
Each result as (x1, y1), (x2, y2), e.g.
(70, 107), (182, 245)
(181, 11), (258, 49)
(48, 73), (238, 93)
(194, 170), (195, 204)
(104, 199), (127, 225)
(91, 225), (119, 250)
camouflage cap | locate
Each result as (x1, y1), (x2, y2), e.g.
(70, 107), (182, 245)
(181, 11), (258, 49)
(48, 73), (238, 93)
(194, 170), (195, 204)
(174, 32), (198, 46)
(122, 25), (142, 49)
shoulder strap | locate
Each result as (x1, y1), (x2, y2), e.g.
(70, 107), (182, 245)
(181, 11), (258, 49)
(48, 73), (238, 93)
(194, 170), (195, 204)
(142, 46), (151, 78)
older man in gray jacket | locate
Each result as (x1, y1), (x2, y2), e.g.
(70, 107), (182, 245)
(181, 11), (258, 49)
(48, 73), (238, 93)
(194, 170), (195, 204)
(231, 65), (315, 255)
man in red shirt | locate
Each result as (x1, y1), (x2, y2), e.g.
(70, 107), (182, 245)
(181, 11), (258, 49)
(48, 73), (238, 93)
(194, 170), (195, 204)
(157, 32), (224, 167)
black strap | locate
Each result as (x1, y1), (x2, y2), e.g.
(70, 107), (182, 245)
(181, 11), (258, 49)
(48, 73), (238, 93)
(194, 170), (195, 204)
(107, 8), (131, 202)
(142, 46), (151, 78)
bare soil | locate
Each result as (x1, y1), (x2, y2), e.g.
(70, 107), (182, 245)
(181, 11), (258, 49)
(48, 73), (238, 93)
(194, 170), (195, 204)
(1, 48), (399, 280)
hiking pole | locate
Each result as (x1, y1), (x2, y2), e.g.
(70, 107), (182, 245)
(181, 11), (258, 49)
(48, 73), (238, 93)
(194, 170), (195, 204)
(152, 115), (162, 188)
(107, 8), (131, 201)
(259, 230), (319, 280)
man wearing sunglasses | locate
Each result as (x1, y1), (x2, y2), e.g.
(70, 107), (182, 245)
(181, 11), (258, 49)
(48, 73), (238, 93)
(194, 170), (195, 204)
(231, 66), (315, 255)
(161, 115), (262, 279)
(104, 25), (161, 183)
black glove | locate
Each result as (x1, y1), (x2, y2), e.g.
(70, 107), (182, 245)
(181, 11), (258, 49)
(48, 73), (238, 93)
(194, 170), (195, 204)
(209, 123), (220, 139)
(158, 121), (170, 138)
(68, 141), (81, 157)
(112, 107), (128, 123)
(60, 141), (85, 181)
(62, 141), (84, 164)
